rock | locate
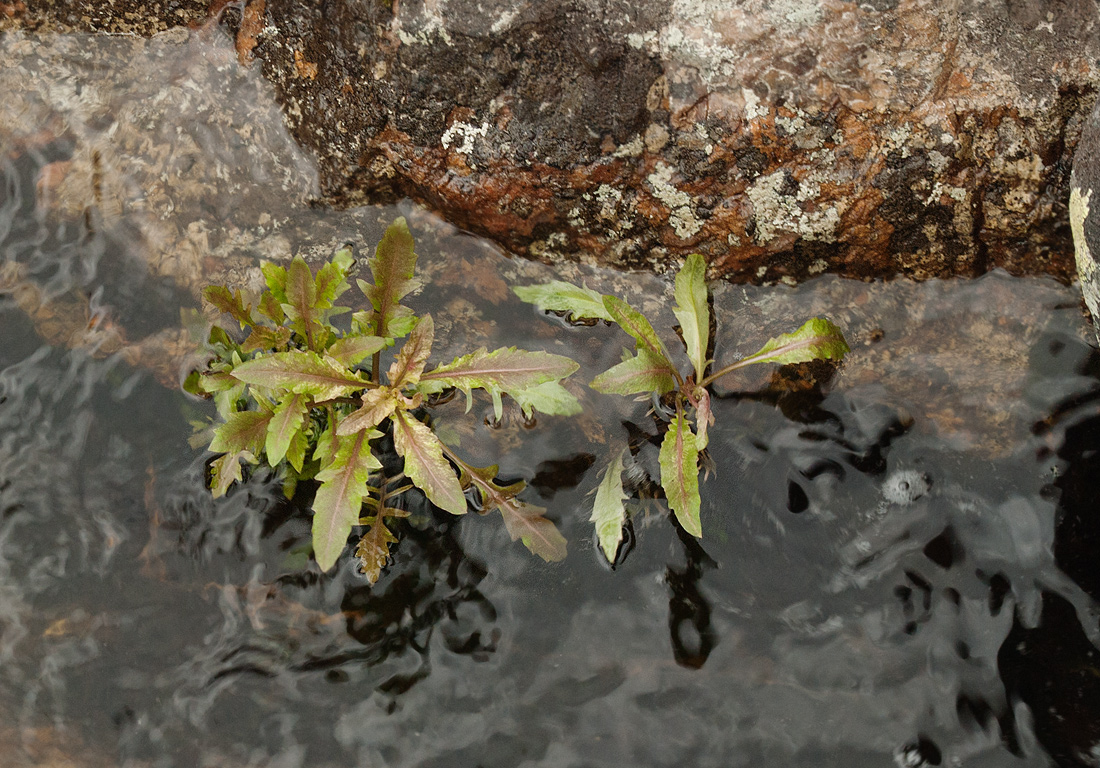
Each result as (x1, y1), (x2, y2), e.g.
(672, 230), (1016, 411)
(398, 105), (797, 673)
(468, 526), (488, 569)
(5, 0), (1100, 281)
(1070, 97), (1100, 330)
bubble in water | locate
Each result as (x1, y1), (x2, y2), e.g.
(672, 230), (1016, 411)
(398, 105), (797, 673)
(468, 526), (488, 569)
(882, 469), (930, 505)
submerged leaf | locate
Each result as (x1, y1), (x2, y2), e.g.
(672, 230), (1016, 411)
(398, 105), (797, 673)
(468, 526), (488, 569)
(659, 413), (701, 537)
(313, 429), (382, 571)
(590, 347), (677, 396)
(513, 281), (613, 322)
(672, 253), (710, 381)
(498, 499), (569, 563)
(355, 518), (399, 584)
(592, 448), (629, 562)
(361, 217), (419, 338)
(231, 350), (369, 400)
(210, 450), (252, 497)
(459, 463), (567, 562)
(392, 411), (467, 515)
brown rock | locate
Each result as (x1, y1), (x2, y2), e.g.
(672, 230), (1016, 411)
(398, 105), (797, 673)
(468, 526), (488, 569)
(6, 0), (1099, 281)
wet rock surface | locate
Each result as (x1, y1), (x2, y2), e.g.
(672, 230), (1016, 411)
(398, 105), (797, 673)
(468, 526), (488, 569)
(4, 0), (1098, 281)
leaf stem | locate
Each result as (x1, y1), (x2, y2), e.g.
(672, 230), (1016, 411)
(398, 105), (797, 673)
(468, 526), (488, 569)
(698, 354), (764, 387)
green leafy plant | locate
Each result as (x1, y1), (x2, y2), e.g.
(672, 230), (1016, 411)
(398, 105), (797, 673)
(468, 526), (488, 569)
(189, 218), (579, 579)
(514, 254), (849, 562)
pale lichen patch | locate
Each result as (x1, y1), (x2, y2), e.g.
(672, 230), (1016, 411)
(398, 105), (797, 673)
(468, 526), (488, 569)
(647, 162), (702, 239)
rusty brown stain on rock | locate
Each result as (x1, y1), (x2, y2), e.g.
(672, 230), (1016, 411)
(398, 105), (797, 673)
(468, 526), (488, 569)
(235, 0), (264, 65)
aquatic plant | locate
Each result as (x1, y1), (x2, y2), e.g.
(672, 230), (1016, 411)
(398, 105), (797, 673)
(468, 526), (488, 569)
(189, 218), (578, 579)
(515, 254), (849, 562)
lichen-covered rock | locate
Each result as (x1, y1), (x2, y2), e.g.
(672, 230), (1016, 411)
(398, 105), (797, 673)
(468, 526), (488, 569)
(6, 0), (1100, 281)
(1071, 97), (1100, 330)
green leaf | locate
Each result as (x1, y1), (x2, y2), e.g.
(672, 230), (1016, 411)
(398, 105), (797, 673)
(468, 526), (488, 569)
(210, 410), (272, 455)
(416, 347), (579, 418)
(313, 429), (382, 571)
(283, 255), (324, 348)
(257, 291), (285, 324)
(459, 464), (567, 562)
(388, 315), (434, 388)
(203, 285), (254, 330)
(737, 318), (850, 369)
(498, 498), (569, 563)
(659, 412), (701, 537)
(361, 217), (419, 338)
(266, 393), (309, 466)
(327, 335), (387, 367)
(231, 350), (369, 400)
(262, 262), (288, 304)
(336, 387), (398, 436)
(241, 325), (293, 353)
(355, 518), (398, 585)
(513, 281), (613, 322)
(509, 380), (583, 417)
(602, 295), (673, 367)
(285, 427), (308, 473)
(592, 448), (629, 562)
(314, 248), (353, 310)
(210, 450), (252, 497)
(392, 410), (467, 515)
(590, 347), (677, 395)
(672, 253), (710, 381)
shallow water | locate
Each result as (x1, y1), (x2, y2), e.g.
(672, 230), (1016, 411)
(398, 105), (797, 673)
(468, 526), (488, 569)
(3, 27), (1100, 768)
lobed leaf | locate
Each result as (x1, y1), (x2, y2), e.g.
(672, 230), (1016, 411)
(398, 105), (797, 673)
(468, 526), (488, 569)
(460, 463), (567, 562)
(210, 410), (271, 455)
(204, 285), (254, 330)
(498, 498), (569, 563)
(210, 450), (252, 498)
(313, 246), (354, 310)
(590, 347), (677, 396)
(355, 518), (399, 585)
(361, 217), (419, 338)
(592, 448), (629, 562)
(659, 412), (701, 537)
(392, 410), (467, 515)
(336, 387), (398, 436)
(313, 429), (382, 571)
(416, 347), (579, 419)
(231, 350), (369, 400)
(510, 380), (583, 417)
(387, 315), (434, 388)
(265, 393), (309, 466)
(241, 325), (293, 353)
(602, 295), (673, 367)
(672, 253), (710, 381)
(513, 281), (613, 322)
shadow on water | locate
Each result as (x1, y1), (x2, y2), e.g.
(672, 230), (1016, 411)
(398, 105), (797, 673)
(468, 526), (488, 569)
(6, 25), (1100, 768)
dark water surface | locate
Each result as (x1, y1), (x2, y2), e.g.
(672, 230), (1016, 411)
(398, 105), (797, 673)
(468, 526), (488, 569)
(4, 28), (1100, 768)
